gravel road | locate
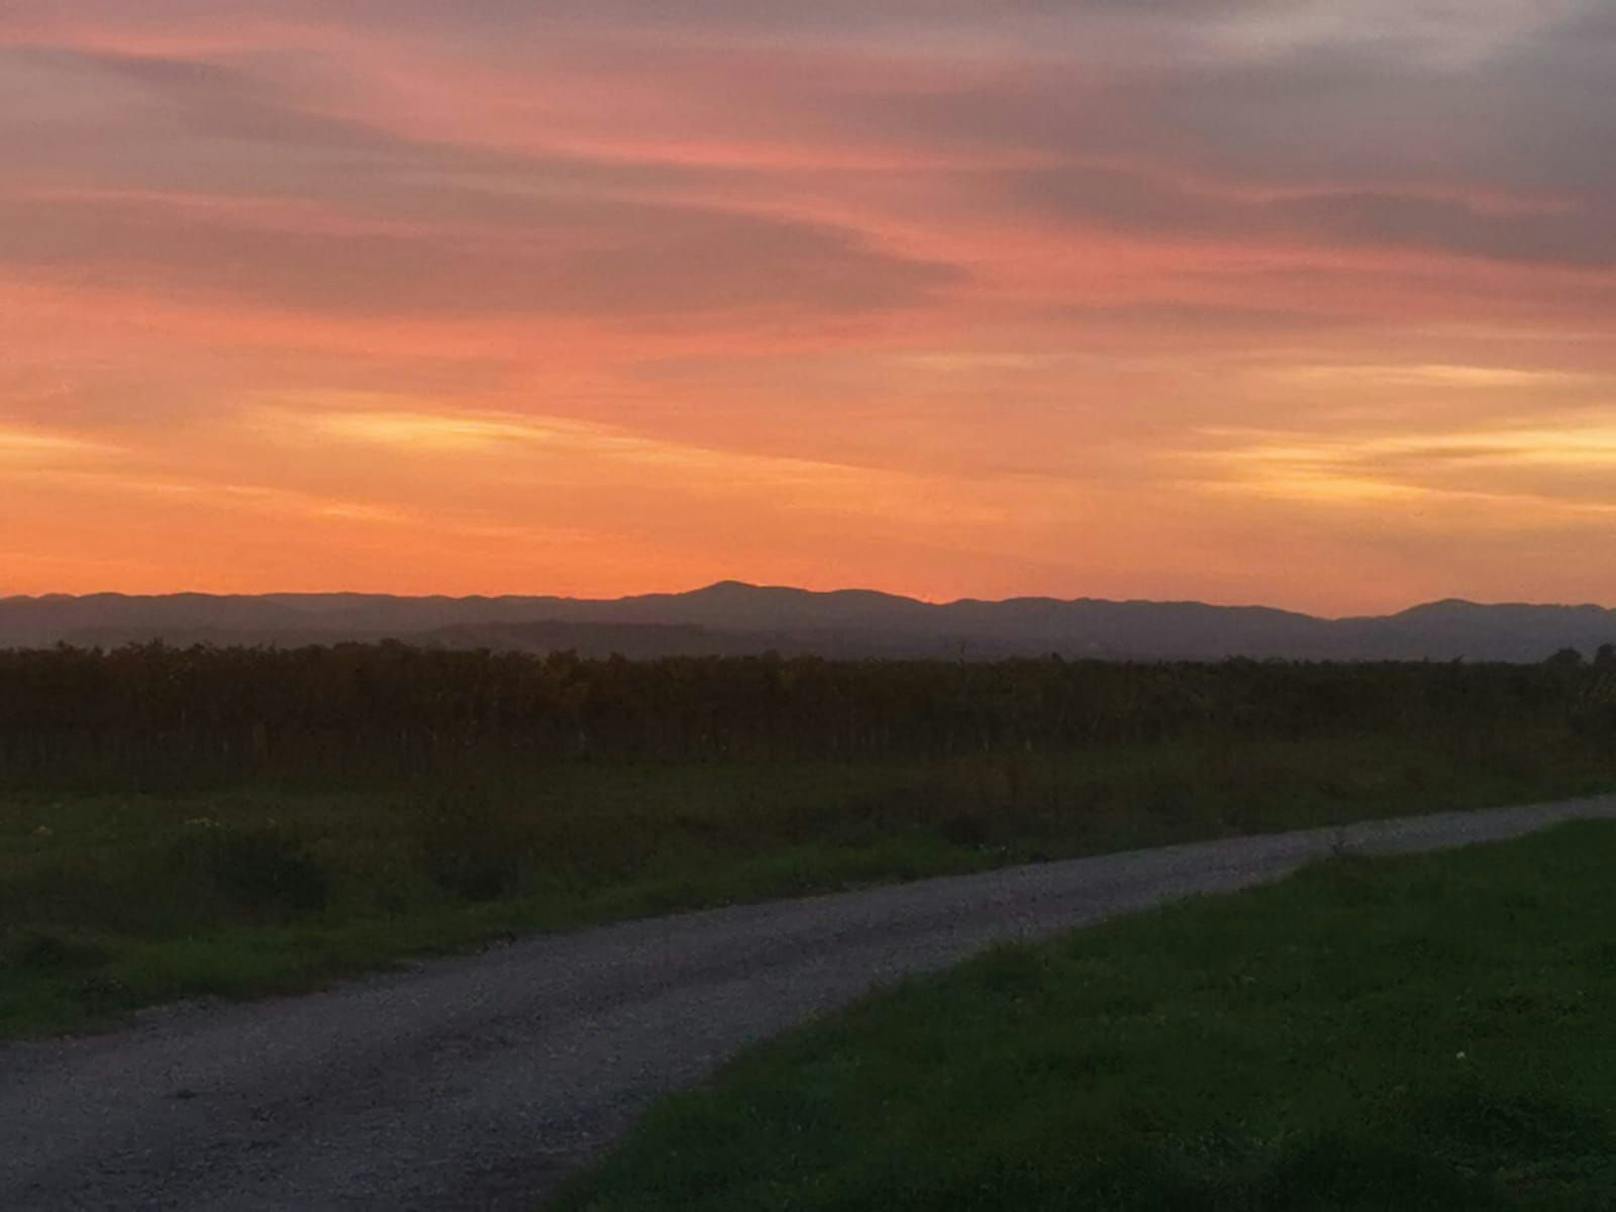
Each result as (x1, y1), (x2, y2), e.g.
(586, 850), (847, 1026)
(5, 795), (1614, 1210)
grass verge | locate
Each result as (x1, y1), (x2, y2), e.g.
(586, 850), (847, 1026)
(556, 821), (1616, 1211)
(5, 731), (1615, 1039)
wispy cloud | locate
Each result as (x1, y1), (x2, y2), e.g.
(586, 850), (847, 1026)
(265, 401), (963, 501)
(1267, 364), (1597, 390)
(1188, 419), (1616, 519)
(0, 424), (115, 464)
(0, 1), (1612, 608)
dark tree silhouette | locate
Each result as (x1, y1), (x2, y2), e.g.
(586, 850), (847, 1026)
(0, 643), (1607, 791)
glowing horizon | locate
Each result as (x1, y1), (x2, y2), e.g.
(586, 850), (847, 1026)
(3, 2), (1614, 614)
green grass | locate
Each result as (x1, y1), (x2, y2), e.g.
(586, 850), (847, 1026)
(556, 821), (1616, 1211)
(4, 729), (1615, 1039)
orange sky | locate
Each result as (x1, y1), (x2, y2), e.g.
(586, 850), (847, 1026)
(3, 1), (1614, 614)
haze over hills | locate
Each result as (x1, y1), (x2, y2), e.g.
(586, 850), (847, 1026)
(5, 583), (1616, 663)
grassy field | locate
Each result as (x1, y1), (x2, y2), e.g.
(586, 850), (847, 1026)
(5, 726), (1615, 1039)
(557, 821), (1616, 1211)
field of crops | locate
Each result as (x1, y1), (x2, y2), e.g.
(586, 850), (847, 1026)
(6, 642), (1616, 788)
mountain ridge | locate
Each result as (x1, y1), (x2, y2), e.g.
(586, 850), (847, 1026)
(3, 583), (1614, 662)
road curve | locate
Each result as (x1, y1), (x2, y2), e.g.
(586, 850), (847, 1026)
(5, 795), (1615, 1210)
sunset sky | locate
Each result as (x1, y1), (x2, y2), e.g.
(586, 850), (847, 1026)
(3, 1), (1614, 614)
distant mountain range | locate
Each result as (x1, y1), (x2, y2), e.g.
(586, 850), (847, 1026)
(4, 582), (1616, 663)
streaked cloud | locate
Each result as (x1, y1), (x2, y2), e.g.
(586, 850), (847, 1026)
(1268, 364), (1597, 390)
(0, 1), (1612, 610)
(0, 424), (115, 464)
(1189, 420), (1616, 521)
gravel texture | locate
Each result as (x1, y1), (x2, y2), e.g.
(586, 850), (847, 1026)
(5, 795), (1614, 1210)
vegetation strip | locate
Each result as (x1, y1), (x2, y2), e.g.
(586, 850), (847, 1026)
(6, 646), (1616, 1037)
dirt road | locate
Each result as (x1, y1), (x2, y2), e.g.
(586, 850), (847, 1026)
(5, 795), (1613, 1210)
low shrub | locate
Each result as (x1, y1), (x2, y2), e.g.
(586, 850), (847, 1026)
(168, 826), (330, 921)
(412, 788), (534, 903)
(4, 929), (111, 974)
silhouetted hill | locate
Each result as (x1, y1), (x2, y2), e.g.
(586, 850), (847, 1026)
(3, 584), (1614, 662)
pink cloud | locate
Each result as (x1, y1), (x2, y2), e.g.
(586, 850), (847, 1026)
(1, 2), (1613, 609)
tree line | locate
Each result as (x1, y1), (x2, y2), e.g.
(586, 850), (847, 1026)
(2, 642), (1613, 790)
